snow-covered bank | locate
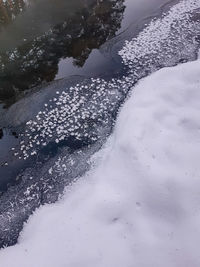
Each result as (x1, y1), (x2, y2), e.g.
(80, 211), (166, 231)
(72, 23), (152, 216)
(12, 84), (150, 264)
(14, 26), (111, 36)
(1, 58), (200, 266)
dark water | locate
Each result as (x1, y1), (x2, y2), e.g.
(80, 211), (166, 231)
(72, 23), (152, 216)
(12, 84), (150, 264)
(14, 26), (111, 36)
(1, 0), (200, 248)
(0, 0), (125, 102)
(0, 0), (125, 188)
(0, 0), (177, 189)
(0, 0), (178, 104)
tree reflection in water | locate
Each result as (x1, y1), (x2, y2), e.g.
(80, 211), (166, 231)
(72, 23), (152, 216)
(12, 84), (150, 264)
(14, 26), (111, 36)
(0, 0), (125, 102)
(0, 0), (25, 27)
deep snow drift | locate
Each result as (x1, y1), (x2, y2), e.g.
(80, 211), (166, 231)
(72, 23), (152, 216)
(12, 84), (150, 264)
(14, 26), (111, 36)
(1, 57), (200, 266)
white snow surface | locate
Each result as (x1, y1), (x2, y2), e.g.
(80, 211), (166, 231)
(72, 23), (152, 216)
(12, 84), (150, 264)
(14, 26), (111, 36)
(119, 0), (200, 66)
(1, 59), (200, 266)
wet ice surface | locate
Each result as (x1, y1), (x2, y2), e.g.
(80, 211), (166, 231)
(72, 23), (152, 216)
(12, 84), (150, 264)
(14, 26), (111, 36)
(0, 0), (200, 248)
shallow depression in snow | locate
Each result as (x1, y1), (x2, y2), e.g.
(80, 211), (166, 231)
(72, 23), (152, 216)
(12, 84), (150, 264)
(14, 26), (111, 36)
(1, 55), (200, 266)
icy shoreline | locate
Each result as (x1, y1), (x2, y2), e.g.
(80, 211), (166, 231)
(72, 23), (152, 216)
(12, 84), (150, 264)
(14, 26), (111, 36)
(1, 56), (200, 266)
(1, 0), (200, 252)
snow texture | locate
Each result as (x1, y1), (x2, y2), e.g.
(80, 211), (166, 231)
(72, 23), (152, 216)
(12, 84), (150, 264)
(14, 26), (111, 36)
(119, 0), (200, 77)
(1, 55), (200, 267)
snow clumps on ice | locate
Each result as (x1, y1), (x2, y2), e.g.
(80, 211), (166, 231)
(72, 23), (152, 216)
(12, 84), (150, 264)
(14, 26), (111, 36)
(1, 56), (200, 267)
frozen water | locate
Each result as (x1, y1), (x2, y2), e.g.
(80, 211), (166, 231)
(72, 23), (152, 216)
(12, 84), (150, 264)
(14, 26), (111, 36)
(1, 53), (200, 267)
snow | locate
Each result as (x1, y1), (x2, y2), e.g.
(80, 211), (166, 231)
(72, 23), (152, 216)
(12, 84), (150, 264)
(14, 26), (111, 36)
(119, 0), (200, 63)
(1, 57), (200, 266)
(119, 0), (200, 78)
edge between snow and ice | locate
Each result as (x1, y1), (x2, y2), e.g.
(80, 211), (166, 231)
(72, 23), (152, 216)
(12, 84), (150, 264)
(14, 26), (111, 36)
(0, 57), (200, 266)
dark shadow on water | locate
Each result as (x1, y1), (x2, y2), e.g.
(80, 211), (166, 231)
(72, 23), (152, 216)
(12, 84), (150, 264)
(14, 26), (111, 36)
(0, 0), (125, 104)
(0, 128), (3, 139)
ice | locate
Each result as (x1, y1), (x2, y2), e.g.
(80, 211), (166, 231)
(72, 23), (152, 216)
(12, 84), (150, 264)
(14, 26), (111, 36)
(1, 56), (200, 266)
(119, 0), (200, 79)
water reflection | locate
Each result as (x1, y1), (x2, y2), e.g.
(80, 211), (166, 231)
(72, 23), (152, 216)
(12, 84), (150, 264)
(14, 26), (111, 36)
(0, 0), (125, 102)
(0, 128), (3, 139)
(0, 0), (25, 28)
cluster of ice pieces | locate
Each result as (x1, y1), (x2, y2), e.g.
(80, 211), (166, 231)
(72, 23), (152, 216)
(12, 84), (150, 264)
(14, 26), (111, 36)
(119, 0), (200, 77)
(14, 78), (125, 160)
